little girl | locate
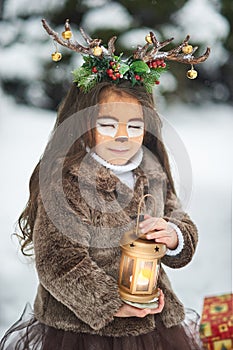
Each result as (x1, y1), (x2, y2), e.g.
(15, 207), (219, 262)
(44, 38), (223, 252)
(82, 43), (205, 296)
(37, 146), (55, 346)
(0, 20), (208, 350)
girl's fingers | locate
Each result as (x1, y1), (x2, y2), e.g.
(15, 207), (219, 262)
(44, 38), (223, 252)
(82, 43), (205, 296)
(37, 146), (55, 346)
(139, 217), (167, 233)
(143, 214), (151, 219)
(131, 289), (165, 316)
(115, 290), (165, 317)
(135, 308), (151, 318)
(150, 290), (165, 314)
(146, 229), (169, 240)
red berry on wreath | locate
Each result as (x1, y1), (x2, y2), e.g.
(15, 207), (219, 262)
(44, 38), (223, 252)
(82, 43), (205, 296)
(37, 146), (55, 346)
(135, 75), (141, 80)
(92, 67), (98, 73)
(148, 62), (153, 68)
(155, 80), (160, 85)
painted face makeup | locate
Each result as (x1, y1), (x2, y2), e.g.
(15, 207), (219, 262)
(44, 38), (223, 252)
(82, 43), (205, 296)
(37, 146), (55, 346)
(96, 117), (144, 138)
(94, 92), (144, 165)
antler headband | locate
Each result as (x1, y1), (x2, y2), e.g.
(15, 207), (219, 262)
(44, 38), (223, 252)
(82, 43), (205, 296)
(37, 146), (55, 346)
(42, 19), (210, 93)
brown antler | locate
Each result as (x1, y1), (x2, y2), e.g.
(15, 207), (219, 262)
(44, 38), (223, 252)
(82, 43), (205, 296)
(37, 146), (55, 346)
(41, 19), (117, 56)
(134, 32), (210, 65)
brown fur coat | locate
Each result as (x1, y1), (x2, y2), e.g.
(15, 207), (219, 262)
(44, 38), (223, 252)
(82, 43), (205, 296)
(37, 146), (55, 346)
(33, 147), (198, 337)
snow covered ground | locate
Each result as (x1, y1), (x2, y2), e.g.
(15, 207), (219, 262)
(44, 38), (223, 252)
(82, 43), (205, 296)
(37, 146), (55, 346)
(0, 92), (232, 337)
(161, 102), (232, 315)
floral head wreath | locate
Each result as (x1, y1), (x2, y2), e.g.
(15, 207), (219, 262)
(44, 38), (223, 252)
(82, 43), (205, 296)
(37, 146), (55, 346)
(42, 19), (210, 93)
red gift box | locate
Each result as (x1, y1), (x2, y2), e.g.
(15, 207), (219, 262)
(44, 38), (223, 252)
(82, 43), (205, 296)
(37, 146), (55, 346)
(200, 293), (233, 350)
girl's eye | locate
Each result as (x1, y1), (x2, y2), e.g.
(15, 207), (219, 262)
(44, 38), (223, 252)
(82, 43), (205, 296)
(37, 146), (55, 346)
(98, 123), (116, 128)
(128, 125), (143, 129)
(127, 122), (144, 137)
(96, 122), (118, 137)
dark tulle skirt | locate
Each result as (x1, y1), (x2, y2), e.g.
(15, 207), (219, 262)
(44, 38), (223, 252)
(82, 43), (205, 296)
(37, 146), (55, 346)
(0, 304), (204, 350)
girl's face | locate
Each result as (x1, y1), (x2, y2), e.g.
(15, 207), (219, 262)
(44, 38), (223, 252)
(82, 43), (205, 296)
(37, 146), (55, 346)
(94, 91), (144, 165)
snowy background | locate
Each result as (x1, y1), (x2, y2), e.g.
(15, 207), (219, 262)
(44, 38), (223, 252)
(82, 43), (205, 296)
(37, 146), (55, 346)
(0, 0), (232, 338)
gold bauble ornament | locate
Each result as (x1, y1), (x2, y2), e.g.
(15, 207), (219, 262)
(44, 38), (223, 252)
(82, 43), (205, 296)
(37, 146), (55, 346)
(51, 51), (62, 62)
(145, 34), (153, 44)
(182, 45), (193, 54)
(187, 68), (198, 79)
(92, 46), (103, 56)
(62, 30), (72, 40)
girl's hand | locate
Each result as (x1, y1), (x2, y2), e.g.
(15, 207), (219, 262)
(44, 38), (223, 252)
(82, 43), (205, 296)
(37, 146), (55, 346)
(139, 214), (178, 250)
(114, 289), (164, 318)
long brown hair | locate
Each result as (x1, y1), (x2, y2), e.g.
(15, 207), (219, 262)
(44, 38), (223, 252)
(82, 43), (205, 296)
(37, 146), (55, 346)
(18, 81), (175, 255)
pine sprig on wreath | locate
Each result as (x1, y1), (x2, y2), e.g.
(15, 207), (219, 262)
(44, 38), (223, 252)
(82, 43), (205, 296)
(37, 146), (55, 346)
(142, 67), (167, 93)
(72, 55), (167, 93)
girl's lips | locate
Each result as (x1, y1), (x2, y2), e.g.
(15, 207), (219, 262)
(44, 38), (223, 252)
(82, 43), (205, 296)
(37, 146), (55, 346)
(108, 148), (129, 153)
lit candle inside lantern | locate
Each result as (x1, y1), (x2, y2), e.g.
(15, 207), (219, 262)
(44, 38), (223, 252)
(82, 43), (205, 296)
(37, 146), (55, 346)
(136, 268), (151, 290)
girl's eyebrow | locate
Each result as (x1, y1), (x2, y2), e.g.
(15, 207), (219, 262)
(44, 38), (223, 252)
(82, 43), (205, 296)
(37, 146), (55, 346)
(97, 116), (118, 121)
(128, 118), (144, 122)
(97, 116), (144, 122)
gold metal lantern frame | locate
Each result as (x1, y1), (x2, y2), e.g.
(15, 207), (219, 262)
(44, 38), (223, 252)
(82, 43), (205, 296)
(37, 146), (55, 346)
(118, 194), (167, 305)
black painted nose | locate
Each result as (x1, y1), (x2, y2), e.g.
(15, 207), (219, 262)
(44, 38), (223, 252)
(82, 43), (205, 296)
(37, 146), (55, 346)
(115, 136), (128, 142)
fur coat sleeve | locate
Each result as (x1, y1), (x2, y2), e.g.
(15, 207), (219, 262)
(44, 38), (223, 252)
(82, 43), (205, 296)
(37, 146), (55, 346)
(33, 179), (124, 331)
(161, 181), (198, 268)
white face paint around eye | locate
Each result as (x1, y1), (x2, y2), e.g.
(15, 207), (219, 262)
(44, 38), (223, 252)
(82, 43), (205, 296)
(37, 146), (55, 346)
(127, 120), (144, 138)
(96, 117), (118, 137)
(96, 117), (144, 139)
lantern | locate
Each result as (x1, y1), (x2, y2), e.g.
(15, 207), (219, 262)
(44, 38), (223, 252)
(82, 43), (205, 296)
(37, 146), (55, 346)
(118, 195), (167, 307)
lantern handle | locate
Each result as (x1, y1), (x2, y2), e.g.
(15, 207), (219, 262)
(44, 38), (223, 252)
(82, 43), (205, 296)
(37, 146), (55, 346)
(135, 194), (156, 237)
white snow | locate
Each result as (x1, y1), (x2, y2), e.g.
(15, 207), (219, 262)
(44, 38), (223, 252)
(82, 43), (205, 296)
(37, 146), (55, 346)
(3, 0), (66, 18)
(118, 27), (161, 49)
(0, 43), (43, 80)
(173, 0), (229, 42)
(167, 0), (230, 69)
(0, 92), (55, 336)
(83, 0), (108, 7)
(82, 2), (133, 32)
(161, 102), (233, 314)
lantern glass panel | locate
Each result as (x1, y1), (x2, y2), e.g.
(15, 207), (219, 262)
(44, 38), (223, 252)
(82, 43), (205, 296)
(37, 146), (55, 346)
(120, 255), (134, 289)
(152, 259), (160, 289)
(135, 261), (153, 292)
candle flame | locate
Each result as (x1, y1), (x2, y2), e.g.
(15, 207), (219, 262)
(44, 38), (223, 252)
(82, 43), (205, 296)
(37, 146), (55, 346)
(137, 268), (151, 286)
(141, 268), (152, 279)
